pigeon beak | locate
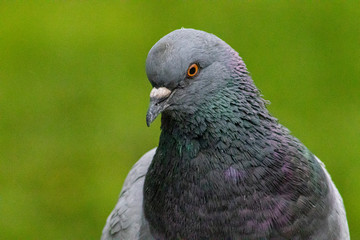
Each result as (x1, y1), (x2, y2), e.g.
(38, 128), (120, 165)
(146, 87), (172, 127)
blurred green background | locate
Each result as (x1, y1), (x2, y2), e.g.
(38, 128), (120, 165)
(1, 1), (359, 239)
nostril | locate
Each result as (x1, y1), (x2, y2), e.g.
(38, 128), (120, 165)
(150, 87), (172, 99)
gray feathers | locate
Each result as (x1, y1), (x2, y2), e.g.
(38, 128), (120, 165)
(101, 149), (155, 240)
(102, 28), (349, 240)
(146, 29), (232, 90)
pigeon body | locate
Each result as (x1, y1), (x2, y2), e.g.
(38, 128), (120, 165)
(102, 29), (349, 240)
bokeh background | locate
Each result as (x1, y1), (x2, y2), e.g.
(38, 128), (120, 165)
(1, 1), (359, 239)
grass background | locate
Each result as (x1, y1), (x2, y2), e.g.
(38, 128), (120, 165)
(1, 1), (359, 239)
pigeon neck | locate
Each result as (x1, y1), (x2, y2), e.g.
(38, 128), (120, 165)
(158, 76), (279, 159)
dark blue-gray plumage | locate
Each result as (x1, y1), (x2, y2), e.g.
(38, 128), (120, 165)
(102, 29), (349, 240)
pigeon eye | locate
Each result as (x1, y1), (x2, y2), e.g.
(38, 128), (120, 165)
(187, 63), (199, 78)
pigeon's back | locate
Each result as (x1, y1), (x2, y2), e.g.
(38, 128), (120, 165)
(101, 149), (155, 240)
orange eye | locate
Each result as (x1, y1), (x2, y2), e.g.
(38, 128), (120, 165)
(187, 63), (199, 77)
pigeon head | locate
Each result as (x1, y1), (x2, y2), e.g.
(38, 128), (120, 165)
(145, 28), (251, 126)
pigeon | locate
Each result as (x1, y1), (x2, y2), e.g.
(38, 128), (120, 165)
(101, 28), (349, 240)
